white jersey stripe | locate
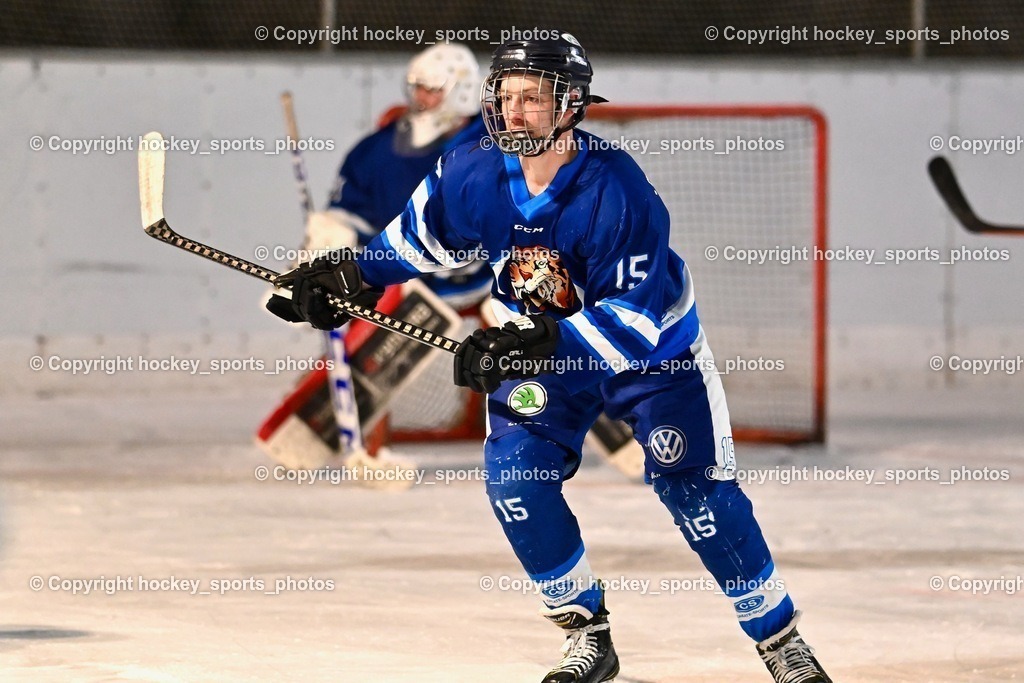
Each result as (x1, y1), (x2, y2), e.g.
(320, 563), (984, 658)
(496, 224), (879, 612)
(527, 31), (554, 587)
(598, 301), (661, 349)
(408, 181), (466, 269)
(659, 262), (697, 330)
(565, 311), (632, 368)
(689, 325), (736, 478)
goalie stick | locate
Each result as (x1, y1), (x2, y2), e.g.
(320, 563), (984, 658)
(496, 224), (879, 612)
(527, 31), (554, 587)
(279, 91), (369, 465)
(138, 131), (462, 353)
(281, 91), (317, 220)
(928, 156), (1024, 236)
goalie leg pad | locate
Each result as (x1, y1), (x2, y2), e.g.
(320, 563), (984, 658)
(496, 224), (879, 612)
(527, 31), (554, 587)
(346, 279), (462, 430)
(256, 280), (461, 468)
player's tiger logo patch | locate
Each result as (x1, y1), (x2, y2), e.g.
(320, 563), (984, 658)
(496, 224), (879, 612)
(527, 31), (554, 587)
(506, 245), (577, 314)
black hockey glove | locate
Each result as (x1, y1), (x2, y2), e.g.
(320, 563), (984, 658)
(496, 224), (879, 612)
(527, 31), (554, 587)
(454, 315), (560, 394)
(266, 248), (382, 330)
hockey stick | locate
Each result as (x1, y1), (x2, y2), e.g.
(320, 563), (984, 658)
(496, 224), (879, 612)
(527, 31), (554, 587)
(281, 91), (317, 220)
(138, 131), (462, 353)
(928, 156), (1024, 236)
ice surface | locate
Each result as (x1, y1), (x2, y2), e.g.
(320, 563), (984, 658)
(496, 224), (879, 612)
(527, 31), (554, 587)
(1, 384), (1022, 682)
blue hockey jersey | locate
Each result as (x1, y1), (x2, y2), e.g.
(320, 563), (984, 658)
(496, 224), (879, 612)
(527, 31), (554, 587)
(355, 129), (701, 391)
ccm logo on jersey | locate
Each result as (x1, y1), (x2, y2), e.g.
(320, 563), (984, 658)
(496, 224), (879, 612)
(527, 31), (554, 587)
(514, 224), (544, 233)
(648, 426), (687, 466)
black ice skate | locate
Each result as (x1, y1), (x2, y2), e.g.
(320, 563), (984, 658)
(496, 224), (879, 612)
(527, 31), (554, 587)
(756, 611), (832, 683)
(540, 603), (619, 683)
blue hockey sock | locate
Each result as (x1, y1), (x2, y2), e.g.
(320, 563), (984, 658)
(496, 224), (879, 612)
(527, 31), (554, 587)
(653, 470), (794, 641)
(484, 432), (601, 613)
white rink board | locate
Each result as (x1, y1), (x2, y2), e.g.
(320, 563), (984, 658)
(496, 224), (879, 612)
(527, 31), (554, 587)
(1, 55), (1023, 391)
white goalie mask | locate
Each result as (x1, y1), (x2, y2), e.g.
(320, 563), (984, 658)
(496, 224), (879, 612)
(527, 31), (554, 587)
(403, 44), (481, 149)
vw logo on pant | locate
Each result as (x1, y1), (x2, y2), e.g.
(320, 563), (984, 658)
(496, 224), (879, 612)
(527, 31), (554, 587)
(648, 426), (687, 466)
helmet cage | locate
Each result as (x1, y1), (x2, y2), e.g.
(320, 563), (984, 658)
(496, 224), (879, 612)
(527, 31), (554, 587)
(481, 67), (589, 157)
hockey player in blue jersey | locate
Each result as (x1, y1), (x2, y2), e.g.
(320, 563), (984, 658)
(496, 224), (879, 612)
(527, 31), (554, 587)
(270, 33), (832, 683)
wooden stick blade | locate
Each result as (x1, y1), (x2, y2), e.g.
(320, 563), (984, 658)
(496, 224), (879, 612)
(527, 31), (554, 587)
(139, 131), (166, 228)
(280, 91), (300, 142)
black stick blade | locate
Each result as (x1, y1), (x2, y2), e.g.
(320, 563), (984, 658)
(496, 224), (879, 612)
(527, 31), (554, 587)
(928, 156), (1024, 235)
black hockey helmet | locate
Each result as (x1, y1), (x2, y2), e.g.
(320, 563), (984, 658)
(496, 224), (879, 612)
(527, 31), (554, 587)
(481, 31), (607, 156)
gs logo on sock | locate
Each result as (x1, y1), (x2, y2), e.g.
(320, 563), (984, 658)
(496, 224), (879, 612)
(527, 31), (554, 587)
(508, 382), (547, 416)
(734, 595), (766, 614)
(648, 426), (687, 466)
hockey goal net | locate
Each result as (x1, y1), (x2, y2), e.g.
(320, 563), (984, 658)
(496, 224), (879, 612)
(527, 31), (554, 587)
(388, 105), (827, 444)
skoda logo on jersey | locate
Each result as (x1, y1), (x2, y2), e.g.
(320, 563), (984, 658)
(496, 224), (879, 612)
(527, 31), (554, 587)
(648, 426), (687, 466)
(509, 382), (547, 416)
(734, 595), (766, 615)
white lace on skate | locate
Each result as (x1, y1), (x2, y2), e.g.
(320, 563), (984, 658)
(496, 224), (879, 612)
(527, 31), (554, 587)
(761, 633), (822, 683)
(550, 622), (610, 678)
